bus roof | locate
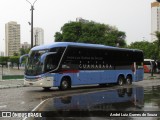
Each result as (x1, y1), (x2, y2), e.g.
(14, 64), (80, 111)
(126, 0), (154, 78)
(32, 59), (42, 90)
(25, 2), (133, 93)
(31, 42), (142, 52)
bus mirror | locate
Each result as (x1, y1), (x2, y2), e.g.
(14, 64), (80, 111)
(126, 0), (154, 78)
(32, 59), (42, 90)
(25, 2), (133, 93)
(40, 52), (56, 63)
(19, 54), (29, 64)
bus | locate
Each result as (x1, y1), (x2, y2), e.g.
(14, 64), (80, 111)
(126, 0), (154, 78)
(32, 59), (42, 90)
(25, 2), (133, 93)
(143, 59), (160, 73)
(143, 59), (154, 73)
(20, 42), (144, 90)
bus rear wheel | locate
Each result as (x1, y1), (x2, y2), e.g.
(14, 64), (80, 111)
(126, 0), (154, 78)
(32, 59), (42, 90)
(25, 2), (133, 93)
(59, 77), (71, 90)
(117, 76), (124, 86)
(126, 76), (132, 85)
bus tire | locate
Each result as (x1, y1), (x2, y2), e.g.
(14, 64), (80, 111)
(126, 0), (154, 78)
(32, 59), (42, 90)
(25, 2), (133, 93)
(126, 76), (132, 85)
(59, 77), (71, 90)
(117, 76), (124, 86)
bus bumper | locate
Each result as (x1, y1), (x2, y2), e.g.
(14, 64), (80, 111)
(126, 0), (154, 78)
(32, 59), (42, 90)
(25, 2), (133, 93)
(24, 76), (53, 87)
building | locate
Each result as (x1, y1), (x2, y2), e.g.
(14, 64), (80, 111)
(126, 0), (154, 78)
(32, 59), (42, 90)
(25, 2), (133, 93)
(21, 42), (31, 49)
(76, 17), (89, 23)
(151, 1), (160, 41)
(5, 21), (20, 56)
(0, 51), (4, 56)
(33, 27), (44, 46)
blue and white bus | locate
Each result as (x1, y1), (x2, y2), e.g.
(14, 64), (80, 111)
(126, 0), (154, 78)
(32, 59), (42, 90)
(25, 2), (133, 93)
(20, 42), (144, 90)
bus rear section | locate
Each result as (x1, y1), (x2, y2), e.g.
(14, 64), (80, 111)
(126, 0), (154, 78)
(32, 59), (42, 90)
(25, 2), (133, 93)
(143, 59), (154, 73)
(143, 59), (160, 73)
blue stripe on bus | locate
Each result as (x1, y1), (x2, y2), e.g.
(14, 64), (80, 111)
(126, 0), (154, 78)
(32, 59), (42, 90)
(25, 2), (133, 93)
(53, 69), (143, 87)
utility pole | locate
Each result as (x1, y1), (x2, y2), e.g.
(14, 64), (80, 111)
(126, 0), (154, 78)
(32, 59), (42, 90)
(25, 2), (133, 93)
(26, 0), (38, 48)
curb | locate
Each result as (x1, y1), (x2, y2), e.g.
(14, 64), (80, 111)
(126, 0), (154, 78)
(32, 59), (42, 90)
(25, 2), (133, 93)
(0, 85), (25, 89)
(0, 79), (24, 89)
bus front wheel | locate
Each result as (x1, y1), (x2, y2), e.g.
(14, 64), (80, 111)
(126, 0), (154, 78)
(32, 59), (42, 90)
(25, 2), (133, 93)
(59, 77), (71, 90)
(117, 76), (124, 86)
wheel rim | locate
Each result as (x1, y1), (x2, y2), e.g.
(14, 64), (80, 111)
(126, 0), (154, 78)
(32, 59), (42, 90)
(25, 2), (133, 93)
(62, 80), (68, 89)
(126, 77), (132, 85)
(119, 79), (123, 85)
(118, 77), (124, 86)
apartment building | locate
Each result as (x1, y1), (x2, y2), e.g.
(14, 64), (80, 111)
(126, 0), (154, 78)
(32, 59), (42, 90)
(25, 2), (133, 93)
(5, 21), (20, 56)
(151, 1), (160, 41)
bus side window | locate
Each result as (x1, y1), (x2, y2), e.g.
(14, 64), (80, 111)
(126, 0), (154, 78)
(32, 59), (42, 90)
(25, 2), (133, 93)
(45, 54), (58, 72)
(46, 57), (54, 70)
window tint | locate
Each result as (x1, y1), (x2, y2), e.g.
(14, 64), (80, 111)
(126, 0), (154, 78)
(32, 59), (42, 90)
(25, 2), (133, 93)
(62, 46), (143, 70)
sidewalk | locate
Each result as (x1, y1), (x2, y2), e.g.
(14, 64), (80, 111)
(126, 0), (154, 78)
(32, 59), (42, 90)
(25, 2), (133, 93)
(143, 73), (160, 80)
(0, 79), (24, 89)
(0, 67), (25, 89)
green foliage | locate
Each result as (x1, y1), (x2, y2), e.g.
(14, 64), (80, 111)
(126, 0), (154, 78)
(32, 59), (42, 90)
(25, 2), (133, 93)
(128, 41), (156, 59)
(0, 56), (20, 69)
(55, 21), (126, 47)
(54, 32), (63, 42)
(154, 31), (160, 59)
(9, 56), (20, 69)
(127, 31), (160, 60)
(0, 48), (30, 69)
(0, 56), (9, 65)
(9, 56), (19, 64)
(20, 48), (30, 56)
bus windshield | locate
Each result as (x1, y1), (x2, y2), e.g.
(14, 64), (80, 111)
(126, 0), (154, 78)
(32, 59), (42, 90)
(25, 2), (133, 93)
(25, 50), (48, 76)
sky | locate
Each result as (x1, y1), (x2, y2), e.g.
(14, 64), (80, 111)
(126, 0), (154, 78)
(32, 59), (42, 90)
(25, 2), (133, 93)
(0, 0), (156, 52)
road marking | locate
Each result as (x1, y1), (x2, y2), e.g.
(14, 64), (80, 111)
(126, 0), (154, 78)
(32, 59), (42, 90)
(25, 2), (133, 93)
(23, 98), (49, 120)
(31, 99), (49, 112)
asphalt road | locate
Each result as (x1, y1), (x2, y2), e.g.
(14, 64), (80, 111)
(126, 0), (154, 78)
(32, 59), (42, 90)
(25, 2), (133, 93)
(0, 79), (160, 112)
(0, 77), (160, 120)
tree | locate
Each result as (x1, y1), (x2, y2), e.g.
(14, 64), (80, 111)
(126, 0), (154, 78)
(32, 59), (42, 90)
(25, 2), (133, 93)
(20, 48), (30, 56)
(154, 31), (160, 59)
(128, 41), (156, 59)
(0, 56), (9, 67)
(104, 26), (126, 47)
(13, 52), (19, 56)
(54, 32), (63, 42)
(9, 56), (20, 69)
(55, 21), (126, 47)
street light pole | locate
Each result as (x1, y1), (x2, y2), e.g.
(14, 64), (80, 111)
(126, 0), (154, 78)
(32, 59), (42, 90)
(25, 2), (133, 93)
(26, 0), (38, 48)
